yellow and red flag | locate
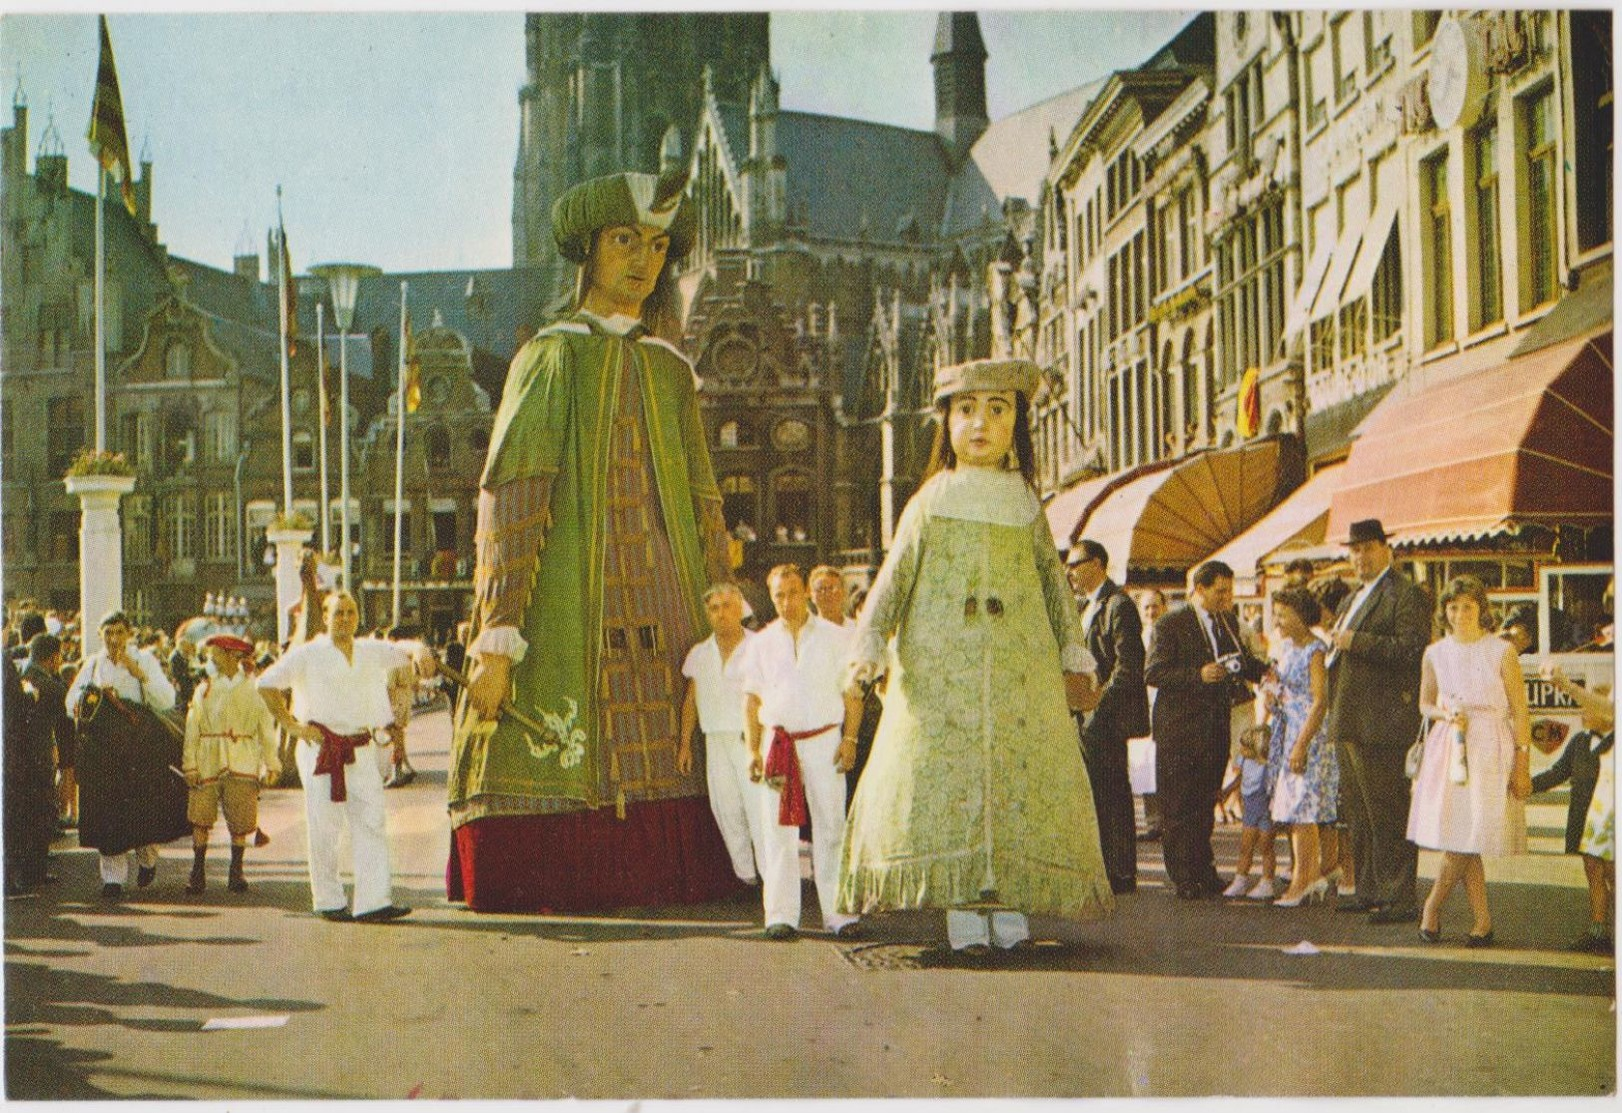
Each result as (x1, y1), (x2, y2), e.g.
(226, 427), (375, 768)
(86, 15), (137, 217)
(1237, 367), (1261, 439)
(402, 309), (421, 413)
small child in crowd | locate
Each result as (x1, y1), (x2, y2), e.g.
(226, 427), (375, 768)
(1223, 724), (1278, 900)
(1532, 681), (1614, 953)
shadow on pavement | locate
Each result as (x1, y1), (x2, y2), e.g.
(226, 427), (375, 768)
(5, 961), (323, 1099)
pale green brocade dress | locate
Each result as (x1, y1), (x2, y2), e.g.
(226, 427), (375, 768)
(837, 468), (1114, 921)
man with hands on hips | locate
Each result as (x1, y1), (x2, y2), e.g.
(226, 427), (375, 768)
(257, 592), (434, 923)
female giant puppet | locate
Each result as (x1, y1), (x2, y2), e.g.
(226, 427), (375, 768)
(448, 171), (739, 911)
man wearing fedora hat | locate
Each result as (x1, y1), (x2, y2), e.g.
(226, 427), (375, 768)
(1324, 518), (1433, 924)
(182, 633), (281, 895)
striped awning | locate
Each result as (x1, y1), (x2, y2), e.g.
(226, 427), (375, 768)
(1327, 329), (1613, 547)
(1074, 436), (1305, 585)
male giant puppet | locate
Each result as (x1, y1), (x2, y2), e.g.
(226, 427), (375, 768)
(449, 171), (739, 911)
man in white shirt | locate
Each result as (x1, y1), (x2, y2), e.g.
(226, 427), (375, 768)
(678, 583), (762, 886)
(66, 610), (180, 900)
(257, 592), (430, 923)
(808, 565), (849, 627)
(737, 564), (864, 940)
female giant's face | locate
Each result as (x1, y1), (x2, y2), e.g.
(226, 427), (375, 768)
(587, 224), (671, 315)
(947, 390), (1017, 470)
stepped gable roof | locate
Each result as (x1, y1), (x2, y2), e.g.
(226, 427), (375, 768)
(942, 79), (1105, 239)
(777, 111), (949, 243)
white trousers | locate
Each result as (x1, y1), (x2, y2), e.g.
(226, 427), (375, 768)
(295, 738), (393, 916)
(946, 909), (1031, 950)
(757, 729), (857, 931)
(704, 731), (766, 882)
(99, 844), (160, 884)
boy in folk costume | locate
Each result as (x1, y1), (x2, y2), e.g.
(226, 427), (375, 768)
(182, 634), (281, 894)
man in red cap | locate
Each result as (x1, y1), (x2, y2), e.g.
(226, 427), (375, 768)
(182, 633), (281, 895)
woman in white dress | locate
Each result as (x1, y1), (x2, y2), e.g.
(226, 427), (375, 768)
(1408, 576), (1533, 946)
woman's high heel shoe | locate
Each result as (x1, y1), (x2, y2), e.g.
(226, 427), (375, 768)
(1273, 878), (1329, 908)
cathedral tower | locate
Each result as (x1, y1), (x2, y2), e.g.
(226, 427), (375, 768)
(511, 12), (770, 287)
(931, 12), (990, 167)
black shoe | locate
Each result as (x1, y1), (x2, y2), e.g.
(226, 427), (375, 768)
(135, 865), (157, 889)
(317, 907), (353, 922)
(353, 903), (412, 924)
(186, 867), (206, 895)
(830, 921), (864, 940)
(1464, 929), (1495, 948)
(1368, 904), (1419, 925)
(1418, 927), (1442, 944)
(101, 882), (122, 901)
(1174, 884), (1207, 901)
(389, 766), (416, 788)
(763, 922), (797, 940)
(227, 870), (248, 894)
(1568, 931), (1614, 954)
(1337, 896), (1377, 913)
(1110, 877), (1138, 895)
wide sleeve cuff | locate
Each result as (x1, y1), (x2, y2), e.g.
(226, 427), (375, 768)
(470, 625), (529, 664)
(1062, 642), (1098, 676)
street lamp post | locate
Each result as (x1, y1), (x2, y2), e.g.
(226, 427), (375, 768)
(310, 263), (380, 601)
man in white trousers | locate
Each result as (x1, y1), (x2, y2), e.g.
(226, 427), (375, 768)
(678, 583), (763, 886)
(738, 564), (864, 940)
(257, 592), (429, 923)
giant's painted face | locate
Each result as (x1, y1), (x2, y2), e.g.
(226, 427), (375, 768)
(588, 224), (671, 315)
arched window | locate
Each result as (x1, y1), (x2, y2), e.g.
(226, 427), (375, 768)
(719, 420), (739, 449)
(720, 474), (757, 535)
(426, 425), (451, 468)
(293, 431), (315, 471)
(772, 471), (812, 538)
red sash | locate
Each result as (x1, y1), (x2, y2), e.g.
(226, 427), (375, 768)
(310, 722), (371, 803)
(765, 723), (838, 827)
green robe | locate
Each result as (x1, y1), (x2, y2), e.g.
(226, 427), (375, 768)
(448, 314), (725, 823)
(838, 468), (1114, 920)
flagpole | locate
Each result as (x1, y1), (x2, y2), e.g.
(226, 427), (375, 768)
(392, 280), (408, 627)
(276, 188), (293, 516)
(93, 167), (109, 452)
(339, 324), (351, 593)
(316, 302), (330, 556)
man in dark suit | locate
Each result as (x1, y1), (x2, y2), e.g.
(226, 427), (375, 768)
(1067, 539), (1149, 894)
(1145, 560), (1267, 899)
(1324, 518), (1433, 925)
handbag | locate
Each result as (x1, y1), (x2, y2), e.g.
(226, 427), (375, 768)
(1404, 720), (1428, 780)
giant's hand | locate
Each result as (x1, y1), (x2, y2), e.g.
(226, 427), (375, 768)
(468, 654), (512, 722)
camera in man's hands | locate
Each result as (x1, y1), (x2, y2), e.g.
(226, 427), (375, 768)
(1216, 652), (1244, 676)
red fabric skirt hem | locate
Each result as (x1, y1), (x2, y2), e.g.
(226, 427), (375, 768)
(446, 796), (745, 913)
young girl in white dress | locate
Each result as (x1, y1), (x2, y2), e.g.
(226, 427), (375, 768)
(1408, 576), (1533, 946)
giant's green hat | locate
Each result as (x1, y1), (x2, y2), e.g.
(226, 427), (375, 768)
(551, 170), (694, 265)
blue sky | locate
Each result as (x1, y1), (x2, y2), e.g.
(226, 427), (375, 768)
(1, 6), (1194, 274)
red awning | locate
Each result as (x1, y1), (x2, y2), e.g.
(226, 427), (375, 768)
(1327, 330), (1613, 546)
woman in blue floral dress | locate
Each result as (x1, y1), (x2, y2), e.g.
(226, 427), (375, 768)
(1266, 587), (1339, 906)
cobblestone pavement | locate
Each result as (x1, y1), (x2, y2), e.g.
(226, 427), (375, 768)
(5, 707), (1614, 1100)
